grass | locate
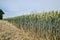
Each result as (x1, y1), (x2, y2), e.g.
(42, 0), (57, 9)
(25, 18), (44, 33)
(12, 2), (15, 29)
(4, 11), (60, 40)
(0, 20), (39, 40)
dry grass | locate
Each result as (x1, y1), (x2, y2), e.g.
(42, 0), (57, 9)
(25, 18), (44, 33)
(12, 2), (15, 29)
(0, 20), (59, 40)
(0, 20), (42, 40)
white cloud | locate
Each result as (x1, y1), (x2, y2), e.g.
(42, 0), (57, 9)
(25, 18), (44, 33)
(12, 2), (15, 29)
(0, 0), (60, 18)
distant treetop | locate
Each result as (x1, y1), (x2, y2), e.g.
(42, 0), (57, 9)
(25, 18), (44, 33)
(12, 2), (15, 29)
(0, 9), (4, 14)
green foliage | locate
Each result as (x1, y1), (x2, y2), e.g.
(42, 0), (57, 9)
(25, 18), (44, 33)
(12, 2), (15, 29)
(4, 11), (60, 40)
(0, 9), (4, 19)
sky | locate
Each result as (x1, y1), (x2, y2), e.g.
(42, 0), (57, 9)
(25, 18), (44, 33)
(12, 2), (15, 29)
(0, 0), (60, 18)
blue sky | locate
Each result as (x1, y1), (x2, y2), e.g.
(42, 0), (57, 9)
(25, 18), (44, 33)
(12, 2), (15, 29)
(0, 0), (60, 18)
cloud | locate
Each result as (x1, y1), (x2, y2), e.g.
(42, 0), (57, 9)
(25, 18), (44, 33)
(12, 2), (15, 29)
(0, 0), (60, 18)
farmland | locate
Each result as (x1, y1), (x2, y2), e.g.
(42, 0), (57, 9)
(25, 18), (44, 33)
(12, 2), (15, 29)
(4, 11), (60, 40)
